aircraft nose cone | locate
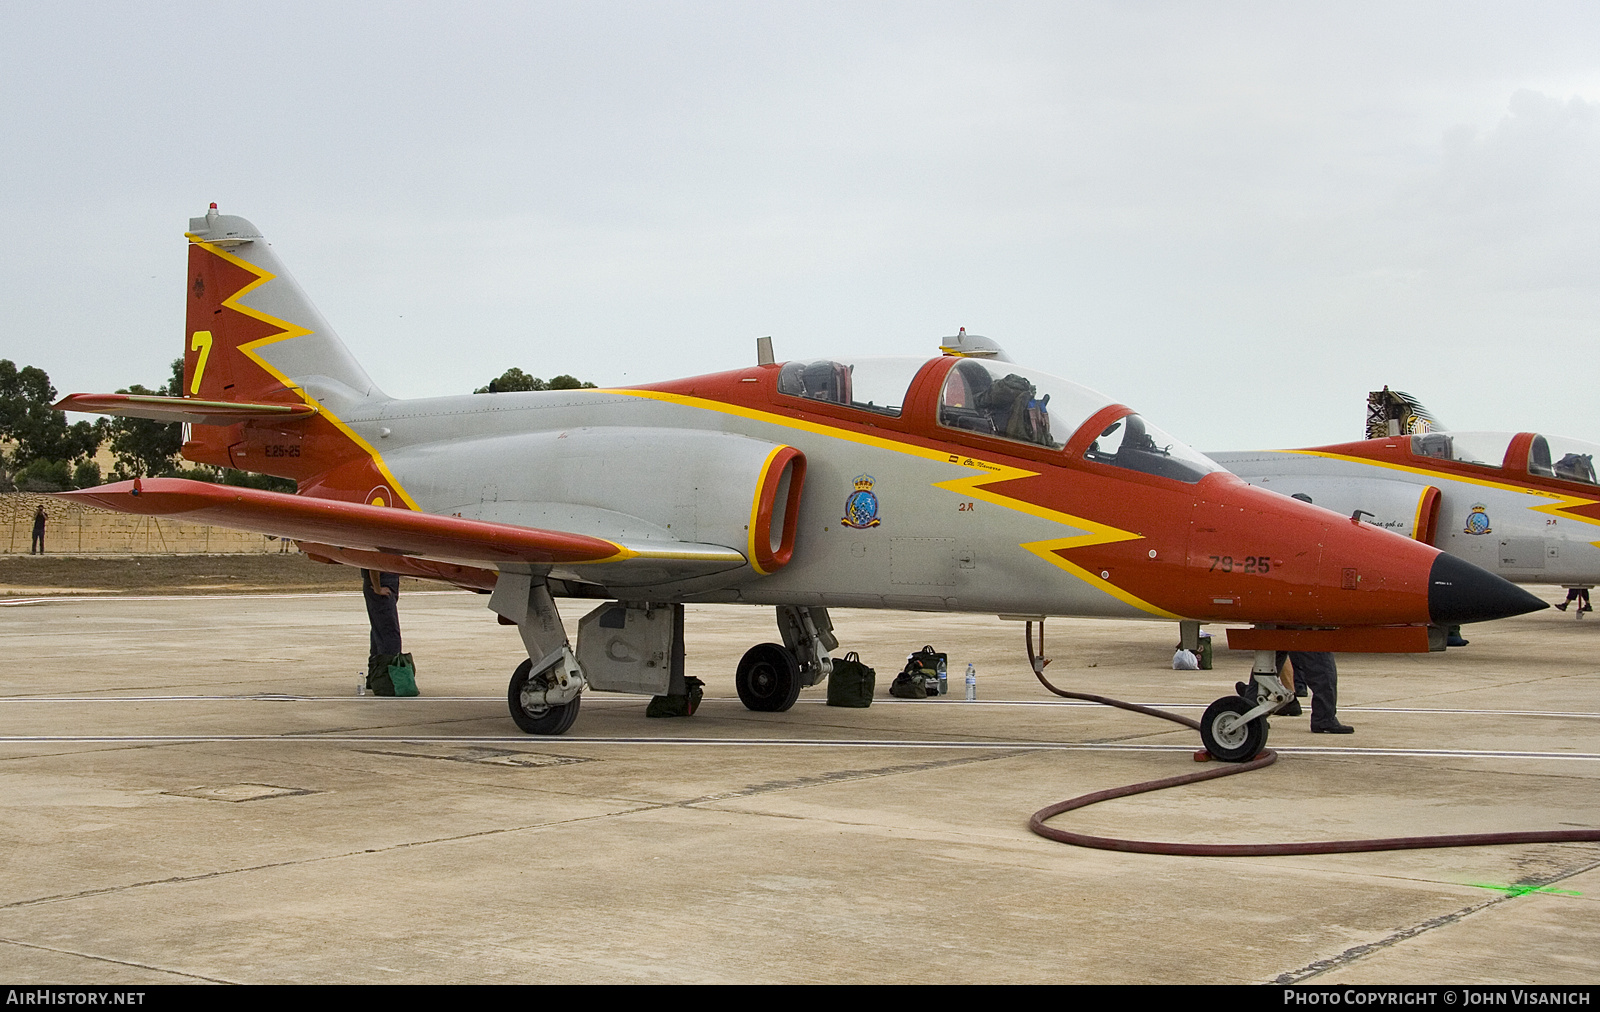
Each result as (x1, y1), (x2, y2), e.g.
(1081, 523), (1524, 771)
(1428, 553), (1549, 625)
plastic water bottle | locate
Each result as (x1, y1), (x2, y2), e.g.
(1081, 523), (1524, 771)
(937, 658), (948, 697)
(357, 675), (367, 697)
(965, 662), (976, 701)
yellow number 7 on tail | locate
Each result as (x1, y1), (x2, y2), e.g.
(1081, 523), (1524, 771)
(189, 330), (212, 395)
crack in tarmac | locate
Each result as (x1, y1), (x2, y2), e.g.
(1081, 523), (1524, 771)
(0, 935), (239, 984)
(0, 750), (1040, 915)
(1273, 853), (1600, 983)
(677, 750), (1032, 805)
(0, 806), (658, 912)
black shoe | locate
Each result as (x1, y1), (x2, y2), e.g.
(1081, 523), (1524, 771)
(1447, 634), (1469, 647)
(1235, 681), (1254, 699)
(1312, 722), (1355, 734)
(1279, 699), (1303, 717)
(1557, 602), (1569, 611)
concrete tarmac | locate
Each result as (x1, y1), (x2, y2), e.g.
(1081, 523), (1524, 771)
(0, 588), (1596, 984)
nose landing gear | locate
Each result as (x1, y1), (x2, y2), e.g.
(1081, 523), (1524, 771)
(1199, 695), (1269, 762)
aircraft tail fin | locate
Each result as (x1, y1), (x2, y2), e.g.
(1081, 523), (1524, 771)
(184, 205), (384, 413)
(172, 206), (405, 499)
(1365, 387), (1445, 439)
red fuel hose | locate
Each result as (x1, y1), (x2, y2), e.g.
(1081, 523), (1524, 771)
(1023, 622), (1600, 855)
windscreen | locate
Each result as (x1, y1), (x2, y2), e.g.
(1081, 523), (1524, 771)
(1083, 413), (1224, 484)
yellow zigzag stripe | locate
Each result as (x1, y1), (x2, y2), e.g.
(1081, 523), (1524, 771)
(607, 388), (1176, 615)
(185, 234), (422, 513)
(1278, 448), (1600, 550)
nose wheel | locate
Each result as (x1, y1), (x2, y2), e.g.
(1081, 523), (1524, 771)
(1200, 695), (1270, 762)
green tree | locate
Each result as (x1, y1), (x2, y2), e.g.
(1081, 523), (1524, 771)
(107, 359), (184, 480)
(548, 374), (597, 391)
(0, 359), (104, 490)
(474, 367), (545, 394)
(474, 368), (597, 394)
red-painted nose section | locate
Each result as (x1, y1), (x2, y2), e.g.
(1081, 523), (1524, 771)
(1085, 479), (1545, 628)
(1166, 483), (1438, 625)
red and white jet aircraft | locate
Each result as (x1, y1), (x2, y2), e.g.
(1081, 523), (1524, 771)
(1216, 389), (1600, 623)
(54, 208), (1545, 760)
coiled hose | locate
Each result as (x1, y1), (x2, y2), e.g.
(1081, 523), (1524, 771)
(1023, 622), (1600, 855)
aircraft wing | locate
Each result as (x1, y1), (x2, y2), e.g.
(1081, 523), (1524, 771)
(53, 479), (747, 573)
(54, 393), (317, 426)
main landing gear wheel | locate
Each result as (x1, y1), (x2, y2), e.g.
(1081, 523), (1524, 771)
(1200, 695), (1269, 763)
(736, 643), (802, 712)
(507, 659), (582, 735)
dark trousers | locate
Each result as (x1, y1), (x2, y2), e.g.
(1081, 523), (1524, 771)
(31, 531), (43, 553)
(1287, 651), (1339, 728)
(361, 570), (402, 656)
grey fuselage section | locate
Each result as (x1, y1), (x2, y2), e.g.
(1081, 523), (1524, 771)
(344, 388), (1144, 618)
(1215, 449), (1600, 587)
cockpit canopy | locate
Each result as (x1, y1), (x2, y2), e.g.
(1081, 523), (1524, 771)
(1530, 434), (1599, 485)
(1410, 430), (1600, 486)
(776, 355), (1225, 484)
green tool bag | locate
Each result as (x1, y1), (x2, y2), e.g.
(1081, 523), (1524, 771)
(646, 676), (704, 718)
(388, 653), (419, 697)
(888, 655), (928, 698)
(826, 652), (875, 708)
(367, 652), (419, 697)
(906, 644), (946, 695)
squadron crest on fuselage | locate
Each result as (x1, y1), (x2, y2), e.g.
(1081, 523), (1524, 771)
(842, 475), (882, 529)
(1464, 503), (1492, 535)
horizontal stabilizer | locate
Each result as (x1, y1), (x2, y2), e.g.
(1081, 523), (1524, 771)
(54, 393), (318, 426)
(52, 479), (748, 574)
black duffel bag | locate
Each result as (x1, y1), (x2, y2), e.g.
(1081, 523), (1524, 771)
(827, 652), (875, 708)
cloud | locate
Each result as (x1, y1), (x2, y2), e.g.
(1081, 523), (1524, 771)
(1404, 90), (1600, 290)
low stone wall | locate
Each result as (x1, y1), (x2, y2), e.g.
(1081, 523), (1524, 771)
(1, 492), (286, 555)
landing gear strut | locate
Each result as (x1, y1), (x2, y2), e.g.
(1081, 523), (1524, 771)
(735, 606), (836, 713)
(508, 658), (582, 735)
(1199, 649), (1282, 762)
(489, 572), (587, 735)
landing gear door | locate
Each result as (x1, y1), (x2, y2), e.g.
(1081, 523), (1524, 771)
(576, 603), (675, 696)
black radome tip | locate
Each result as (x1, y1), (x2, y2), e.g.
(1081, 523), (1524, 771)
(1428, 553), (1549, 625)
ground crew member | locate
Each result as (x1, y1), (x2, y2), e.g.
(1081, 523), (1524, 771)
(1239, 651), (1352, 733)
(31, 507), (45, 554)
(361, 569), (415, 695)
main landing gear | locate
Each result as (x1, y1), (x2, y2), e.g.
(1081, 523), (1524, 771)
(508, 658), (582, 735)
(490, 573), (587, 736)
(734, 606), (837, 713)
(736, 644), (801, 711)
(489, 577), (849, 732)
(1199, 650), (1286, 762)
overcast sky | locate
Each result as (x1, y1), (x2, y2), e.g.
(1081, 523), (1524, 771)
(3, 2), (1598, 451)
